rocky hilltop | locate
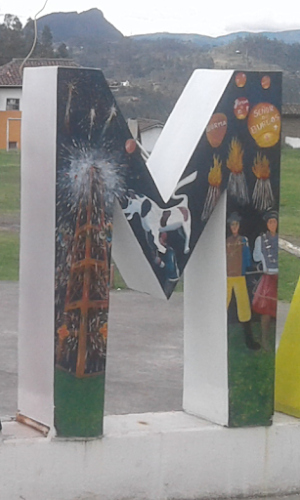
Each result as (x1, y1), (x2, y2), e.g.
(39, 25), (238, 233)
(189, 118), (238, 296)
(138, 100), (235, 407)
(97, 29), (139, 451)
(37, 8), (123, 45)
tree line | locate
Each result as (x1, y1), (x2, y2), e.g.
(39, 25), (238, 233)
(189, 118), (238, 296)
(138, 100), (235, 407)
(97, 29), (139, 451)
(1, 14), (300, 118)
(230, 34), (300, 72)
(0, 14), (69, 66)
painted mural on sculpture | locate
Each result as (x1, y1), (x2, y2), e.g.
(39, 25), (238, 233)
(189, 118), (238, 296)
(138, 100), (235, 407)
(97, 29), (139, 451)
(54, 68), (144, 436)
(53, 67), (281, 435)
(121, 73), (281, 306)
(121, 70), (281, 427)
(136, 70), (280, 426)
(222, 73), (281, 426)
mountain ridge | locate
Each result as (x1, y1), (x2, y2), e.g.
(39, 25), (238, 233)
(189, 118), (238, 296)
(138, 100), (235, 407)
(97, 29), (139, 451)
(37, 9), (123, 45)
(132, 29), (300, 46)
(36, 9), (300, 46)
(34, 9), (300, 121)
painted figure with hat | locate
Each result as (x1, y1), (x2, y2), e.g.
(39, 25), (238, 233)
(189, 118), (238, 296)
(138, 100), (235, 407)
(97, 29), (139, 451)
(253, 210), (278, 350)
(153, 232), (180, 298)
(226, 212), (260, 350)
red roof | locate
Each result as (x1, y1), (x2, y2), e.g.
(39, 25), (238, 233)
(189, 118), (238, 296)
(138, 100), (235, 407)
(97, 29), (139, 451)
(0, 58), (79, 86)
(137, 118), (164, 132)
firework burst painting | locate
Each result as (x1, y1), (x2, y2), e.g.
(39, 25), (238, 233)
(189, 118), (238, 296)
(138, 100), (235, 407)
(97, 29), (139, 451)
(54, 68), (142, 437)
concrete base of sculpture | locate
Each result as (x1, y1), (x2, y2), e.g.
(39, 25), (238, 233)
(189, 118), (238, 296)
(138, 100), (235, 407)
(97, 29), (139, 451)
(1, 411), (300, 500)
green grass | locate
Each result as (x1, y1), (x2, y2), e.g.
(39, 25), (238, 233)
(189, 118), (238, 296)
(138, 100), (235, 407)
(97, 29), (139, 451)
(111, 264), (127, 289)
(278, 250), (300, 302)
(0, 150), (20, 168)
(228, 321), (275, 427)
(54, 368), (105, 437)
(280, 148), (300, 241)
(0, 151), (20, 214)
(0, 232), (19, 280)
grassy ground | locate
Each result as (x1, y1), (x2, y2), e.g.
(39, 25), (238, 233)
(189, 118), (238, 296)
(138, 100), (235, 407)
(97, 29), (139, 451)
(0, 232), (19, 280)
(228, 320), (275, 427)
(0, 151), (20, 281)
(279, 148), (300, 244)
(0, 150), (20, 215)
(277, 147), (300, 301)
(0, 148), (299, 301)
(278, 250), (300, 302)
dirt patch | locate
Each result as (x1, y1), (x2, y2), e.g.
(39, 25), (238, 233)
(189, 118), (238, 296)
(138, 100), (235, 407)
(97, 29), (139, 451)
(0, 213), (20, 233)
(281, 235), (300, 248)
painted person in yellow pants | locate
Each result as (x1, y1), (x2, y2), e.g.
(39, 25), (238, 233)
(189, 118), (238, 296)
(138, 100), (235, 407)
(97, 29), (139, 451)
(226, 212), (260, 350)
(227, 276), (251, 322)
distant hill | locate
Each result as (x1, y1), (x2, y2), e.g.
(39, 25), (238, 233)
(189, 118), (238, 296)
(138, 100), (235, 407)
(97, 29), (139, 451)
(37, 9), (300, 48)
(36, 9), (123, 46)
(132, 32), (217, 47)
(36, 8), (300, 48)
(132, 29), (300, 46)
(32, 9), (300, 121)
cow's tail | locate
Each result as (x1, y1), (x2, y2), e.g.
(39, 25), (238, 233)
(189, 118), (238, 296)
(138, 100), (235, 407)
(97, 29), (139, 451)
(171, 171), (197, 202)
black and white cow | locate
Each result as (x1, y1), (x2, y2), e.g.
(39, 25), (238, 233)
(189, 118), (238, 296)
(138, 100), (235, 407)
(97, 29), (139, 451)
(123, 172), (197, 254)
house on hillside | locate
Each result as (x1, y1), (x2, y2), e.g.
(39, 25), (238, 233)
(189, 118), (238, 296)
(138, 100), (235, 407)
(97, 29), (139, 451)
(282, 104), (300, 148)
(0, 58), (78, 151)
(127, 118), (164, 155)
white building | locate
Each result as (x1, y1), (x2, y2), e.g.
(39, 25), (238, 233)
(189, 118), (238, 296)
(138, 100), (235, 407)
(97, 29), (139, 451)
(127, 117), (164, 155)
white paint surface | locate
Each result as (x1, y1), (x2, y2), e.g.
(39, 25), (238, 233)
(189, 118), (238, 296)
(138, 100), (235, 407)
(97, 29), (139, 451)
(1, 412), (300, 500)
(285, 136), (300, 148)
(183, 192), (228, 425)
(279, 237), (300, 258)
(18, 67), (58, 429)
(0, 87), (22, 111)
(141, 126), (163, 153)
(147, 69), (234, 202)
(112, 200), (166, 299)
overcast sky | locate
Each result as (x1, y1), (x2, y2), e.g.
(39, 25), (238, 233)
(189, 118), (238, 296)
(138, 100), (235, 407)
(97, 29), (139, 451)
(0, 0), (299, 37)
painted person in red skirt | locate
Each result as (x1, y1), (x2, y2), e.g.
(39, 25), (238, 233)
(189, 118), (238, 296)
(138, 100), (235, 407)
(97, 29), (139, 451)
(252, 210), (278, 350)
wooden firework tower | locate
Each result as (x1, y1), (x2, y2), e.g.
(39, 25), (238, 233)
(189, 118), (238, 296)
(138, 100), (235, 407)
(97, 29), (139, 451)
(57, 166), (110, 378)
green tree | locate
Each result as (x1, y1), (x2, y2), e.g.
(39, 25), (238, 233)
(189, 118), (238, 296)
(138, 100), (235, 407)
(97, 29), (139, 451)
(23, 18), (41, 57)
(0, 14), (23, 64)
(39, 25), (54, 57)
(56, 43), (69, 58)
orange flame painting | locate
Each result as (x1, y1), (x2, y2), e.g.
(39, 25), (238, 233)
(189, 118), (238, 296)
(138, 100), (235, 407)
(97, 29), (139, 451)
(201, 155), (222, 221)
(226, 138), (249, 205)
(252, 153), (274, 211)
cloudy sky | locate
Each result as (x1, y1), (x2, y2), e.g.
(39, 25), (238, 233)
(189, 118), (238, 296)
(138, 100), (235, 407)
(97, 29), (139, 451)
(0, 0), (299, 37)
